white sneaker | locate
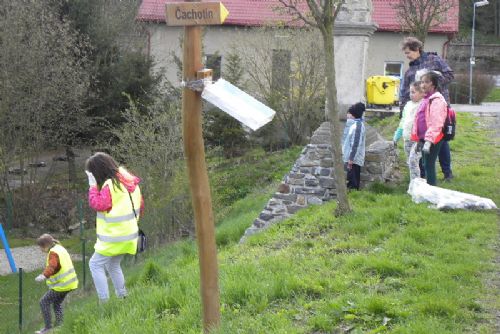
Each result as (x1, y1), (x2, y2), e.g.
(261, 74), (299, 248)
(35, 328), (51, 334)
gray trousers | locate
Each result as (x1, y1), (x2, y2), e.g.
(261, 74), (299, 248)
(89, 252), (127, 301)
(406, 140), (422, 180)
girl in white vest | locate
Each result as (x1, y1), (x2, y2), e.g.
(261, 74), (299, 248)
(85, 152), (144, 302)
(34, 234), (78, 334)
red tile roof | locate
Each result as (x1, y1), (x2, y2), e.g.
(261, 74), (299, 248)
(138, 0), (458, 33)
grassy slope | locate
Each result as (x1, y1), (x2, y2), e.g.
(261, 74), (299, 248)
(1, 113), (499, 333)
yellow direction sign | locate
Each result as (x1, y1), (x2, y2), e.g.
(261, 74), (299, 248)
(165, 2), (229, 26)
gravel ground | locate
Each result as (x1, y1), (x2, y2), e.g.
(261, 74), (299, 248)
(0, 246), (46, 276)
(0, 246), (82, 276)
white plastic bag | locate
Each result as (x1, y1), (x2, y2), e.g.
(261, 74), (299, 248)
(202, 79), (276, 131)
(408, 178), (497, 210)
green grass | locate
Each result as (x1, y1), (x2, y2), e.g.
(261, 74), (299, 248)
(208, 146), (302, 218)
(484, 87), (500, 102)
(1, 113), (498, 333)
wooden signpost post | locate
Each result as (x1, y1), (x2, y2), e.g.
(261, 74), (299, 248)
(165, 1), (229, 332)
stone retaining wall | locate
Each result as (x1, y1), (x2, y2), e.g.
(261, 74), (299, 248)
(241, 121), (398, 241)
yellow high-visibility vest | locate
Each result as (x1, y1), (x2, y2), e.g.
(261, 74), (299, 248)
(95, 178), (141, 256)
(46, 244), (78, 292)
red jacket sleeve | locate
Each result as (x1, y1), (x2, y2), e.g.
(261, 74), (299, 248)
(88, 184), (112, 212)
(43, 251), (61, 278)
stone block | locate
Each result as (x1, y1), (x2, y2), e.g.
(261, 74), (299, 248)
(305, 178), (319, 187)
(294, 188), (326, 196)
(298, 158), (320, 167)
(289, 178), (305, 186)
(319, 177), (336, 188)
(268, 198), (281, 206)
(274, 193), (298, 202)
(296, 195), (306, 205)
(367, 164), (383, 174)
(253, 219), (266, 228)
(320, 158), (334, 167)
(287, 205), (303, 214)
(308, 196), (323, 205)
(311, 135), (330, 144)
(259, 212), (274, 221)
(365, 153), (384, 163)
(272, 206), (287, 214)
(368, 140), (392, 153)
(277, 183), (290, 193)
(320, 168), (331, 176)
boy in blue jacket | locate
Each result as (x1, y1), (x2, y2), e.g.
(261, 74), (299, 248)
(342, 102), (366, 190)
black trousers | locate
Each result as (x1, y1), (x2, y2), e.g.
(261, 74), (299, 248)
(40, 289), (70, 329)
(346, 163), (361, 190)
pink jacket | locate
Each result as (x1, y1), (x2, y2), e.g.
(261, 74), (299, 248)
(88, 167), (144, 214)
(410, 91), (447, 144)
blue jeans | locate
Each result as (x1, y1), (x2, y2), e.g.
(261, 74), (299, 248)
(438, 141), (452, 177)
(89, 252), (127, 301)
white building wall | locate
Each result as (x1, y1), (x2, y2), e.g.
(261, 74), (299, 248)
(365, 32), (450, 79)
(147, 24), (450, 105)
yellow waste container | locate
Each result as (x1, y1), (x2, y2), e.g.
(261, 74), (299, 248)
(366, 76), (400, 105)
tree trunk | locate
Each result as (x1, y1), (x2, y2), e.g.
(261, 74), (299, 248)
(322, 28), (351, 216)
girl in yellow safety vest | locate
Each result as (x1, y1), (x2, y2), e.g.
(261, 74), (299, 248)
(85, 152), (144, 302)
(34, 234), (78, 334)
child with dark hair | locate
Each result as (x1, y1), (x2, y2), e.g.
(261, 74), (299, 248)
(410, 71), (448, 185)
(85, 152), (144, 302)
(342, 102), (366, 190)
(35, 234), (78, 334)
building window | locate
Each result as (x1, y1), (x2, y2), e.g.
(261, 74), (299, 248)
(384, 62), (403, 78)
(205, 54), (222, 80)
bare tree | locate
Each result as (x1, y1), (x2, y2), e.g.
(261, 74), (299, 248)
(276, 0), (351, 216)
(0, 0), (90, 228)
(394, 0), (456, 43)
(234, 26), (326, 147)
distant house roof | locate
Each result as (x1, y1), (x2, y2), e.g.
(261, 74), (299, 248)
(138, 0), (458, 34)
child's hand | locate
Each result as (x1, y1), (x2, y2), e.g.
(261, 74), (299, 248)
(347, 160), (353, 170)
(422, 141), (432, 154)
(35, 274), (46, 282)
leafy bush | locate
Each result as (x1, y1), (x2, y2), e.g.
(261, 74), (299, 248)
(449, 72), (495, 104)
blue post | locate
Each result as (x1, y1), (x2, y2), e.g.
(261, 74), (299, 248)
(0, 223), (17, 273)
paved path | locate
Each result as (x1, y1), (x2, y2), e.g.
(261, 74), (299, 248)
(367, 103), (500, 119)
(453, 102), (500, 113)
